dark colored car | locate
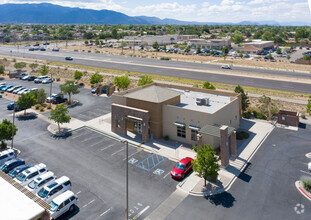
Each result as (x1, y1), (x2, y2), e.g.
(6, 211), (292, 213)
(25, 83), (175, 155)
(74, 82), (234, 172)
(18, 73), (28, 79)
(40, 48), (46, 51)
(52, 48), (60, 52)
(27, 75), (37, 81)
(65, 57), (73, 61)
(28, 48), (35, 51)
(8, 164), (33, 178)
(1, 85), (14, 91)
(170, 157), (194, 180)
(7, 102), (21, 111)
(0, 158), (25, 174)
(33, 43), (40, 46)
(51, 95), (68, 104)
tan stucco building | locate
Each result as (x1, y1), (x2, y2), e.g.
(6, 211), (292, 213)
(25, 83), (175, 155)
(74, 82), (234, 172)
(111, 83), (241, 162)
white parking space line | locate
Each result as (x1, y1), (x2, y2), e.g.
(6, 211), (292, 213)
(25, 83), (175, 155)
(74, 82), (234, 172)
(82, 199), (95, 208)
(111, 147), (125, 156)
(300, 170), (311, 176)
(71, 132), (89, 140)
(76, 191), (81, 195)
(100, 208), (111, 217)
(81, 135), (100, 143)
(163, 172), (170, 179)
(100, 143), (116, 151)
(133, 206), (150, 219)
(123, 149), (142, 161)
(89, 139), (105, 148)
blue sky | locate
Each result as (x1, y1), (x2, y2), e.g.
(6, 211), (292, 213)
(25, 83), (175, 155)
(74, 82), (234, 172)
(2, 0), (311, 24)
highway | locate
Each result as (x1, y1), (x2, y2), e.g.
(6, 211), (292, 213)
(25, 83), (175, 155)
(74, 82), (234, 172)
(1, 45), (311, 94)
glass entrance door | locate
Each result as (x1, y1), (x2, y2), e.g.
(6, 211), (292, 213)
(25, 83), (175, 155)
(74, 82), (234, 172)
(134, 121), (142, 134)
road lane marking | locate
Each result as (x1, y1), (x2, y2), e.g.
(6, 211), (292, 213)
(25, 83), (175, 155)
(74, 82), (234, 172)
(123, 149), (142, 161)
(133, 206), (150, 219)
(163, 172), (170, 179)
(100, 208), (111, 216)
(111, 147), (125, 156)
(82, 199), (95, 208)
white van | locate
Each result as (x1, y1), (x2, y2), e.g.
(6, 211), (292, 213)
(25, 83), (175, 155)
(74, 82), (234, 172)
(0, 149), (16, 166)
(25, 171), (56, 194)
(14, 163), (47, 186)
(49, 190), (78, 219)
(37, 176), (71, 203)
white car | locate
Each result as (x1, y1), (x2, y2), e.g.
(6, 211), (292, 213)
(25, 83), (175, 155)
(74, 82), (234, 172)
(308, 162), (311, 171)
(25, 171), (56, 194)
(22, 75), (31, 80)
(0, 149), (16, 166)
(42, 78), (53, 84)
(13, 87), (25, 94)
(17, 88), (28, 95)
(37, 176), (71, 203)
(49, 191), (78, 219)
(14, 163), (48, 186)
(221, 65), (232, 69)
(34, 76), (49, 83)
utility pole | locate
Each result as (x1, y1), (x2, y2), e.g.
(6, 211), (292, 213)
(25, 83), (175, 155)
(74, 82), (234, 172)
(11, 101), (16, 149)
(50, 72), (53, 100)
(122, 140), (129, 220)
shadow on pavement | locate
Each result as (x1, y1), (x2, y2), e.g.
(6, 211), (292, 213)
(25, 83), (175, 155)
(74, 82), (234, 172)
(51, 131), (72, 139)
(205, 191), (236, 208)
(17, 113), (38, 121)
(237, 162), (252, 183)
(299, 123), (306, 129)
(57, 205), (80, 220)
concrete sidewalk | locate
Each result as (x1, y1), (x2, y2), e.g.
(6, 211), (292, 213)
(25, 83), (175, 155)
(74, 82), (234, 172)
(177, 119), (276, 196)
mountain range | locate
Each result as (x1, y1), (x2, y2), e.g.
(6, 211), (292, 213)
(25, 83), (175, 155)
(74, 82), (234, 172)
(0, 3), (309, 26)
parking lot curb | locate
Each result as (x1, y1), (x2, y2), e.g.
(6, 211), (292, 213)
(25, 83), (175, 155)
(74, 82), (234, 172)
(295, 181), (311, 201)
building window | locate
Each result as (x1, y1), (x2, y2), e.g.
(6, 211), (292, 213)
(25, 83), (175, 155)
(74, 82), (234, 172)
(191, 130), (198, 141)
(177, 126), (186, 138)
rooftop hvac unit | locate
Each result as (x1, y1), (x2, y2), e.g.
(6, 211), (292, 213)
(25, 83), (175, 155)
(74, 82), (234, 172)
(196, 97), (210, 106)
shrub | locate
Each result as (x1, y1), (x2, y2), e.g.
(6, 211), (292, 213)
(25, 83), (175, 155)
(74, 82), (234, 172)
(47, 104), (52, 109)
(35, 104), (41, 110)
(0, 65), (4, 74)
(302, 178), (311, 192)
(236, 131), (250, 140)
(88, 50), (91, 53)
(164, 135), (170, 141)
(253, 110), (267, 120)
(74, 49), (78, 52)
(160, 57), (171, 60)
(3, 58), (7, 61)
(12, 58), (16, 62)
(95, 50), (100, 53)
(301, 113), (306, 119)
(39, 106), (45, 112)
(242, 112), (251, 119)
(56, 78), (60, 82)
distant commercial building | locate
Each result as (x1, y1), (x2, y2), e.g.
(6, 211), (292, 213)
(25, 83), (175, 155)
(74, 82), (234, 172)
(188, 37), (231, 49)
(0, 171), (50, 220)
(241, 40), (274, 54)
(111, 83), (241, 166)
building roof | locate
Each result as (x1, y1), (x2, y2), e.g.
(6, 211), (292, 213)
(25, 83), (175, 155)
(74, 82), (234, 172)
(124, 85), (182, 103)
(245, 40), (273, 45)
(0, 173), (48, 219)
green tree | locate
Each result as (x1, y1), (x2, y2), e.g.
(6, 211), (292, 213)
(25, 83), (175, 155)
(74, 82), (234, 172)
(196, 45), (201, 54)
(114, 75), (131, 90)
(185, 46), (191, 53)
(74, 70), (83, 82)
(84, 40), (89, 45)
(307, 99), (311, 115)
(33, 88), (47, 105)
(233, 34), (244, 43)
(153, 41), (159, 50)
(39, 64), (49, 75)
(60, 80), (80, 104)
(4, 36), (10, 43)
(258, 95), (278, 120)
(0, 65), (4, 74)
(163, 44), (167, 51)
(303, 54), (311, 61)
(90, 72), (103, 86)
(0, 119), (17, 148)
(267, 53), (273, 59)
(138, 75), (154, 86)
(112, 28), (118, 39)
(286, 54), (291, 60)
(121, 41), (128, 53)
(202, 81), (216, 90)
(234, 85), (250, 111)
(239, 53), (243, 58)
(16, 93), (37, 115)
(14, 62), (26, 70)
(276, 48), (282, 55)
(49, 104), (71, 132)
(192, 144), (220, 186)
(29, 63), (39, 72)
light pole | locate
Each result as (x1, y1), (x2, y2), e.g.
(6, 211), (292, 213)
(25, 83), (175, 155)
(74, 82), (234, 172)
(122, 140), (129, 220)
(50, 72), (53, 100)
(11, 101), (16, 149)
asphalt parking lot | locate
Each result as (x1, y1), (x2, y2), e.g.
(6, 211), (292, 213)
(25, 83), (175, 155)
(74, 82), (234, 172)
(0, 78), (111, 121)
(7, 114), (178, 220)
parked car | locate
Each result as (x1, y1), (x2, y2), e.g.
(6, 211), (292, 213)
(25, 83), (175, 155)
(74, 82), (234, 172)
(244, 54), (250, 58)
(27, 75), (36, 81)
(14, 163), (48, 186)
(307, 47), (310, 50)
(52, 48), (60, 52)
(33, 43), (40, 47)
(25, 171), (57, 194)
(0, 82), (6, 86)
(0, 149), (17, 166)
(28, 48), (35, 51)
(2, 85), (14, 91)
(0, 158), (25, 174)
(34, 76), (49, 83)
(43, 42), (50, 45)
(22, 75), (31, 80)
(221, 65), (232, 69)
(40, 48), (46, 51)
(49, 190), (78, 219)
(0, 94), (2, 98)
(25, 44), (31, 47)
(308, 162), (311, 171)
(42, 78), (53, 84)
(48, 94), (68, 104)
(17, 88), (28, 95)
(170, 157), (194, 179)
(7, 102), (21, 111)
(18, 73), (28, 79)
(37, 176), (72, 203)
(7, 85), (21, 93)
(65, 57), (73, 61)
(8, 164), (33, 179)
(13, 87), (25, 94)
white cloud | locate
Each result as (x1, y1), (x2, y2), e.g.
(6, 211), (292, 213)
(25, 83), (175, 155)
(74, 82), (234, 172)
(201, 2), (210, 8)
